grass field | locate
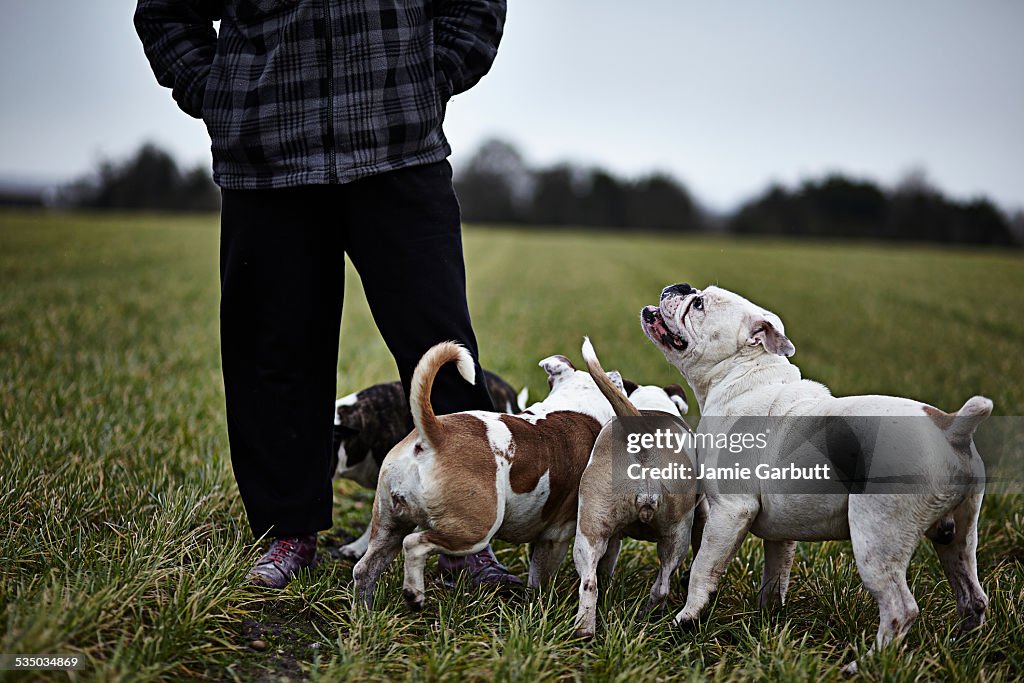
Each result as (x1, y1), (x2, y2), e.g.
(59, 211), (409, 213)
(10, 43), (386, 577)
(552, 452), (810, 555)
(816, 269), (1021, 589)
(1, 209), (1022, 682)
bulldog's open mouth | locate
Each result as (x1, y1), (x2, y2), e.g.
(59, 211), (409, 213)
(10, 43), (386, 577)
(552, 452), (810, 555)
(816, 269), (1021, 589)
(642, 306), (687, 351)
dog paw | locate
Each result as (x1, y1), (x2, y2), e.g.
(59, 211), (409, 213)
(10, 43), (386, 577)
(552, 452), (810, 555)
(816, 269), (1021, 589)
(354, 589), (375, 610)
(522, 586), (544, 602)
(572, 627), (595, 641)
(338, 544), (365, 562)
(672, 612), (698, 631)
(402, 588), (425, 611)
(840, 660), (859, 676)
(644, 599), (667, 619)
(961, 605), (987, 633)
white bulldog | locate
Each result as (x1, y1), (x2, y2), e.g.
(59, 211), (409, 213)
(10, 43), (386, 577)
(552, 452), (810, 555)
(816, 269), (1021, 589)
(641, 283), (992, 672)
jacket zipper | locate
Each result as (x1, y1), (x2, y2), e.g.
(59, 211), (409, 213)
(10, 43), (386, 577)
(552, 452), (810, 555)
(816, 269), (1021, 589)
(323, 0), (338, 183)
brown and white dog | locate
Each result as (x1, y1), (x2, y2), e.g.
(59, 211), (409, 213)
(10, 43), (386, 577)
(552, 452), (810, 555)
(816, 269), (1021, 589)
(573, 338), (699, 639)
(352, 342), (623, 610)
(332, 371), (527, 560)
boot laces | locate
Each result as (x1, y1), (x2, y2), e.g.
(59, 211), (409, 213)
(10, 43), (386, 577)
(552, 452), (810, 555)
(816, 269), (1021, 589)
(268, 538), (297, 563)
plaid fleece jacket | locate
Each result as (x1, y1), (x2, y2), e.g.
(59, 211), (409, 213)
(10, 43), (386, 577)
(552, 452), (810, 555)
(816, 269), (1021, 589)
(135, 0), (505, 189)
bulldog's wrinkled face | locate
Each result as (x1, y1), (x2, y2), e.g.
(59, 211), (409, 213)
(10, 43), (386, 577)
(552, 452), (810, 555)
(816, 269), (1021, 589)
(641, 283), (795, 373)
(640, 283), (697, 362)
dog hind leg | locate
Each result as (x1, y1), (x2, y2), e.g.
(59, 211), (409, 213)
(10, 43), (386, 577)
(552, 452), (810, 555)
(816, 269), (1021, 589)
(678, 495), (708, 587)
(843, 497), (922, 673)
(352, 528), (405, 609)
(573, 531), (609, 639)
(401, 531), (471, 610)
(597, 536), (622, 580)
(933, 493), (988, 631)
(690, 495), (708, 558)
(528, 537), (571, 589)
(648, 521), (692, 615)
(758, 539), (797, 610)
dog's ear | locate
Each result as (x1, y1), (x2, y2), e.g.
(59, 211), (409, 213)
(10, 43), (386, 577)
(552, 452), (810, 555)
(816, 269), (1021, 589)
(746, 317), (795, 357)
(539, 354), (575, 388)
(607, 370), (626, 393)
(663, 384), (689, 415)
(335, 401), (366, 433)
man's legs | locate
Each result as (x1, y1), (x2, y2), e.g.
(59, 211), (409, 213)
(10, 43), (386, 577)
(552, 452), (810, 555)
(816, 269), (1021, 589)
(220, 187), (345, 585)
(341, 161), (492, 412)
(342, 160), (520, 586)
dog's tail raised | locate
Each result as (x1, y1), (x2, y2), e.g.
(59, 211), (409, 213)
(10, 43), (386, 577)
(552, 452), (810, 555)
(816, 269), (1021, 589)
(516, 386), (530, 412)
(410, 342), (476, 449)
(582, 337), (640, 418)
(945, 396), (994, 448)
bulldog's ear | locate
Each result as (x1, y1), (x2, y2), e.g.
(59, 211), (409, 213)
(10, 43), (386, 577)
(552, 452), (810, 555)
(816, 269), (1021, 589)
(539, 354), (575, 388)
(747, 318), (795, 357)
(335, 400), (366, 432)
(607, 370), (626, 393)
(663, 384), (689, 415)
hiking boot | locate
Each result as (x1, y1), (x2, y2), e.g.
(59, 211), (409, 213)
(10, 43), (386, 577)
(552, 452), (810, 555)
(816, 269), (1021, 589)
(438, 545), (523, 589)
(248, 534), (317, 588)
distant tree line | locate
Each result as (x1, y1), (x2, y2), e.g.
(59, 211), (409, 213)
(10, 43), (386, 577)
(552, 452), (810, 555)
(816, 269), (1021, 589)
(58, 142), (219, 212)
(52, 139), (1020, 246)
(730, 171), (1016, 246)
(456, 139), (1019, 247)
(455, 139), (702, 232)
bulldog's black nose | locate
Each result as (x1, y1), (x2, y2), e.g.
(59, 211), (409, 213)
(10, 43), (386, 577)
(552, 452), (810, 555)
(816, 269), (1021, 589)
(661, 283), (693, 300)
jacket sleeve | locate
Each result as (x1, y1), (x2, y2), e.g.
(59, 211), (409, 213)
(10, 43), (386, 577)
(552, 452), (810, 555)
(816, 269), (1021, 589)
(134, 0), (221, 119)
(432, 0), (506, 100)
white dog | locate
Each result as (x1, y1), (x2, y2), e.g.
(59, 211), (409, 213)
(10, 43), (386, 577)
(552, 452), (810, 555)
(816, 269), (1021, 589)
(641, 283), (991, 672)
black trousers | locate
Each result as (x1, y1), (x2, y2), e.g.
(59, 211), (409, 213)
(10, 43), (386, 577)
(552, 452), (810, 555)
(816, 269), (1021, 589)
(220, 160), (493, 538)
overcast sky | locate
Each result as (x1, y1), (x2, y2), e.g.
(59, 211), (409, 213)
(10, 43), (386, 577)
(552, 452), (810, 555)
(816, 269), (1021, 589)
(1, 1), (1021, 212)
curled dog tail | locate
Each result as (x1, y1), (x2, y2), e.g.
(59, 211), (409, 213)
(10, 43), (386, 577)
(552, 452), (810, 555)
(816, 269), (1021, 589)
(409, 342), (476, 449)
(636, 493), (659, 524)
(946, 396), (994, 448)
(581, 337), (640, 418)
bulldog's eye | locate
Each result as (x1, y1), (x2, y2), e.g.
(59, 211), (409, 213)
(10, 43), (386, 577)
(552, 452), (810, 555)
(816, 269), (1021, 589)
(693, 297), (704, 311)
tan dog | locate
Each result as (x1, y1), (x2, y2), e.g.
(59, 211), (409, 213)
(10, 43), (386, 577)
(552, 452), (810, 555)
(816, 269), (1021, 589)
(352, 342), (621, 610)
(572, 338), (700, 638)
